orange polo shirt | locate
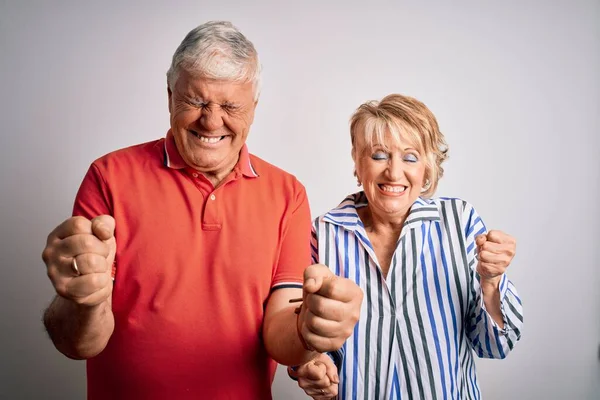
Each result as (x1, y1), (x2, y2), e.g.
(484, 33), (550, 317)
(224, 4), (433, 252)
(73, 131), (311, 400)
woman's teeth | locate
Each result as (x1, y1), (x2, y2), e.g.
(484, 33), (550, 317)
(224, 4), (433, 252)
(381, 185), (406, 193)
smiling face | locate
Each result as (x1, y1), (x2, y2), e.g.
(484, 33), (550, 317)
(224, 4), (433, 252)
(354, 129), (427, 221)
(350, 94), (450, 221)
(167, 69), (257, 182)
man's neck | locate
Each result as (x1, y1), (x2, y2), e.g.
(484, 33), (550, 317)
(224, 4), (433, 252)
(202, 169), (232, 188)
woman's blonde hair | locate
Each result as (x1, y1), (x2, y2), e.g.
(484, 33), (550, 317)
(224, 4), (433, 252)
(350, 94), (449, 197)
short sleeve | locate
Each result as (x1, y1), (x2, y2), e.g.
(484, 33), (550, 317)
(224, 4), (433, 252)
(72, 163), (112, 219)
(270, 180), (312, 291)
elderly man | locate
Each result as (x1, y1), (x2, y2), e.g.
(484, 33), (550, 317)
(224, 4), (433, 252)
(42, 21), (362, 400)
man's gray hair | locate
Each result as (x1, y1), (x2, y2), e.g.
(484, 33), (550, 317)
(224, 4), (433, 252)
(167, 21), (261, 100)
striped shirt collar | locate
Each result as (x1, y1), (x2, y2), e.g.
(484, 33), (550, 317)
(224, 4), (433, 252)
(162, 129), (259, 178)
(322, 191), (441, 230)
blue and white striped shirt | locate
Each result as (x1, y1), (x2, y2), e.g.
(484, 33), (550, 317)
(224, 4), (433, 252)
(312, 192), (523, 400)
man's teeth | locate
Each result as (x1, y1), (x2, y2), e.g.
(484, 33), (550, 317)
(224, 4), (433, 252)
(381, 185), (406, 193)
(198, 135), (222, 143)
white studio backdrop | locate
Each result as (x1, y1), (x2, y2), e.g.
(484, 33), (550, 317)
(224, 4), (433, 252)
(1, 1), (598, 399)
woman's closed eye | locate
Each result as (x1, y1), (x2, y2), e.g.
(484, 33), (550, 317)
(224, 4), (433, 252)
(371, 151), (389, 161)
(403, 153), (418, 163)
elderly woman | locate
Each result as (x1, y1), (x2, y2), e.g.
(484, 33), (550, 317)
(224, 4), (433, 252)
(291, 94), (523, 399)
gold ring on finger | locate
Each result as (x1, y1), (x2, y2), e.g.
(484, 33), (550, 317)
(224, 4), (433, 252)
(71, 257), (81, 276)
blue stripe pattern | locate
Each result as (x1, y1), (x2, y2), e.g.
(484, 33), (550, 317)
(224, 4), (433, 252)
(310, 192), (524, 399)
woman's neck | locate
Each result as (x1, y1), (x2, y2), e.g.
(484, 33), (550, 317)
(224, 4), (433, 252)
(358, 205), (407, 237)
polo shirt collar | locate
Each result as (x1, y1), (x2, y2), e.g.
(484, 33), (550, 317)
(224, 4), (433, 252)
(163, 130), (259, 178)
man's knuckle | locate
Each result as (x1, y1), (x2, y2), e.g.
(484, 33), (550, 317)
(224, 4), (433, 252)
(308, 297), (323, 313)
(344, 326), (354, 337)
(327, 282), (340, 298)
(45, 231), (56, 246)
(305, 264), (317, 276)
(72, 216), (90, 232)
(55, 282), (69, 298)
(89, 256), (105, 272)
(332, 308), (343, 321)
(316, 304), (328, 317)
(298, 379), (309, 389)
(72, 296), (86, 305)
(41, 247), (53, 263)
(312, 339), (327, 352)
(81, 234), (98, 252)
(92, 273), (110, 288)
(46, 267), (57, 282)
(306, 318), (319, 332)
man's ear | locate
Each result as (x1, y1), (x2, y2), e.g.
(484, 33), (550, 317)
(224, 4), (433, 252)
(167, 85), (173, 114)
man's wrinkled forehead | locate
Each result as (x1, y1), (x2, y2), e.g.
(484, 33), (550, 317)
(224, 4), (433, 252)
(173, 70), (254, 100)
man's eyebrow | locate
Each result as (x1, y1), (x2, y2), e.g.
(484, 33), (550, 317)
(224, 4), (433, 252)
(222, 101), (241, 107)
(185, 96), (206, 103)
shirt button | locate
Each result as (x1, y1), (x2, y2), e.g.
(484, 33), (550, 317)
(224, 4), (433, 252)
(192, 173), (198, 178)
(210, 194), (216, 201)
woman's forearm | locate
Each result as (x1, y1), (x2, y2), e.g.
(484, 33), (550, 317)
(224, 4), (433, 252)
(480, 279), (504, 329)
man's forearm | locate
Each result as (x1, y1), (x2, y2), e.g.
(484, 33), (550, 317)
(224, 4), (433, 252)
(43, 295), (114, 359)
(263, 305), (318, 366)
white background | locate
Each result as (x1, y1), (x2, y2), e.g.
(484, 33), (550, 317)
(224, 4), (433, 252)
(1, 1), (599, 398)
